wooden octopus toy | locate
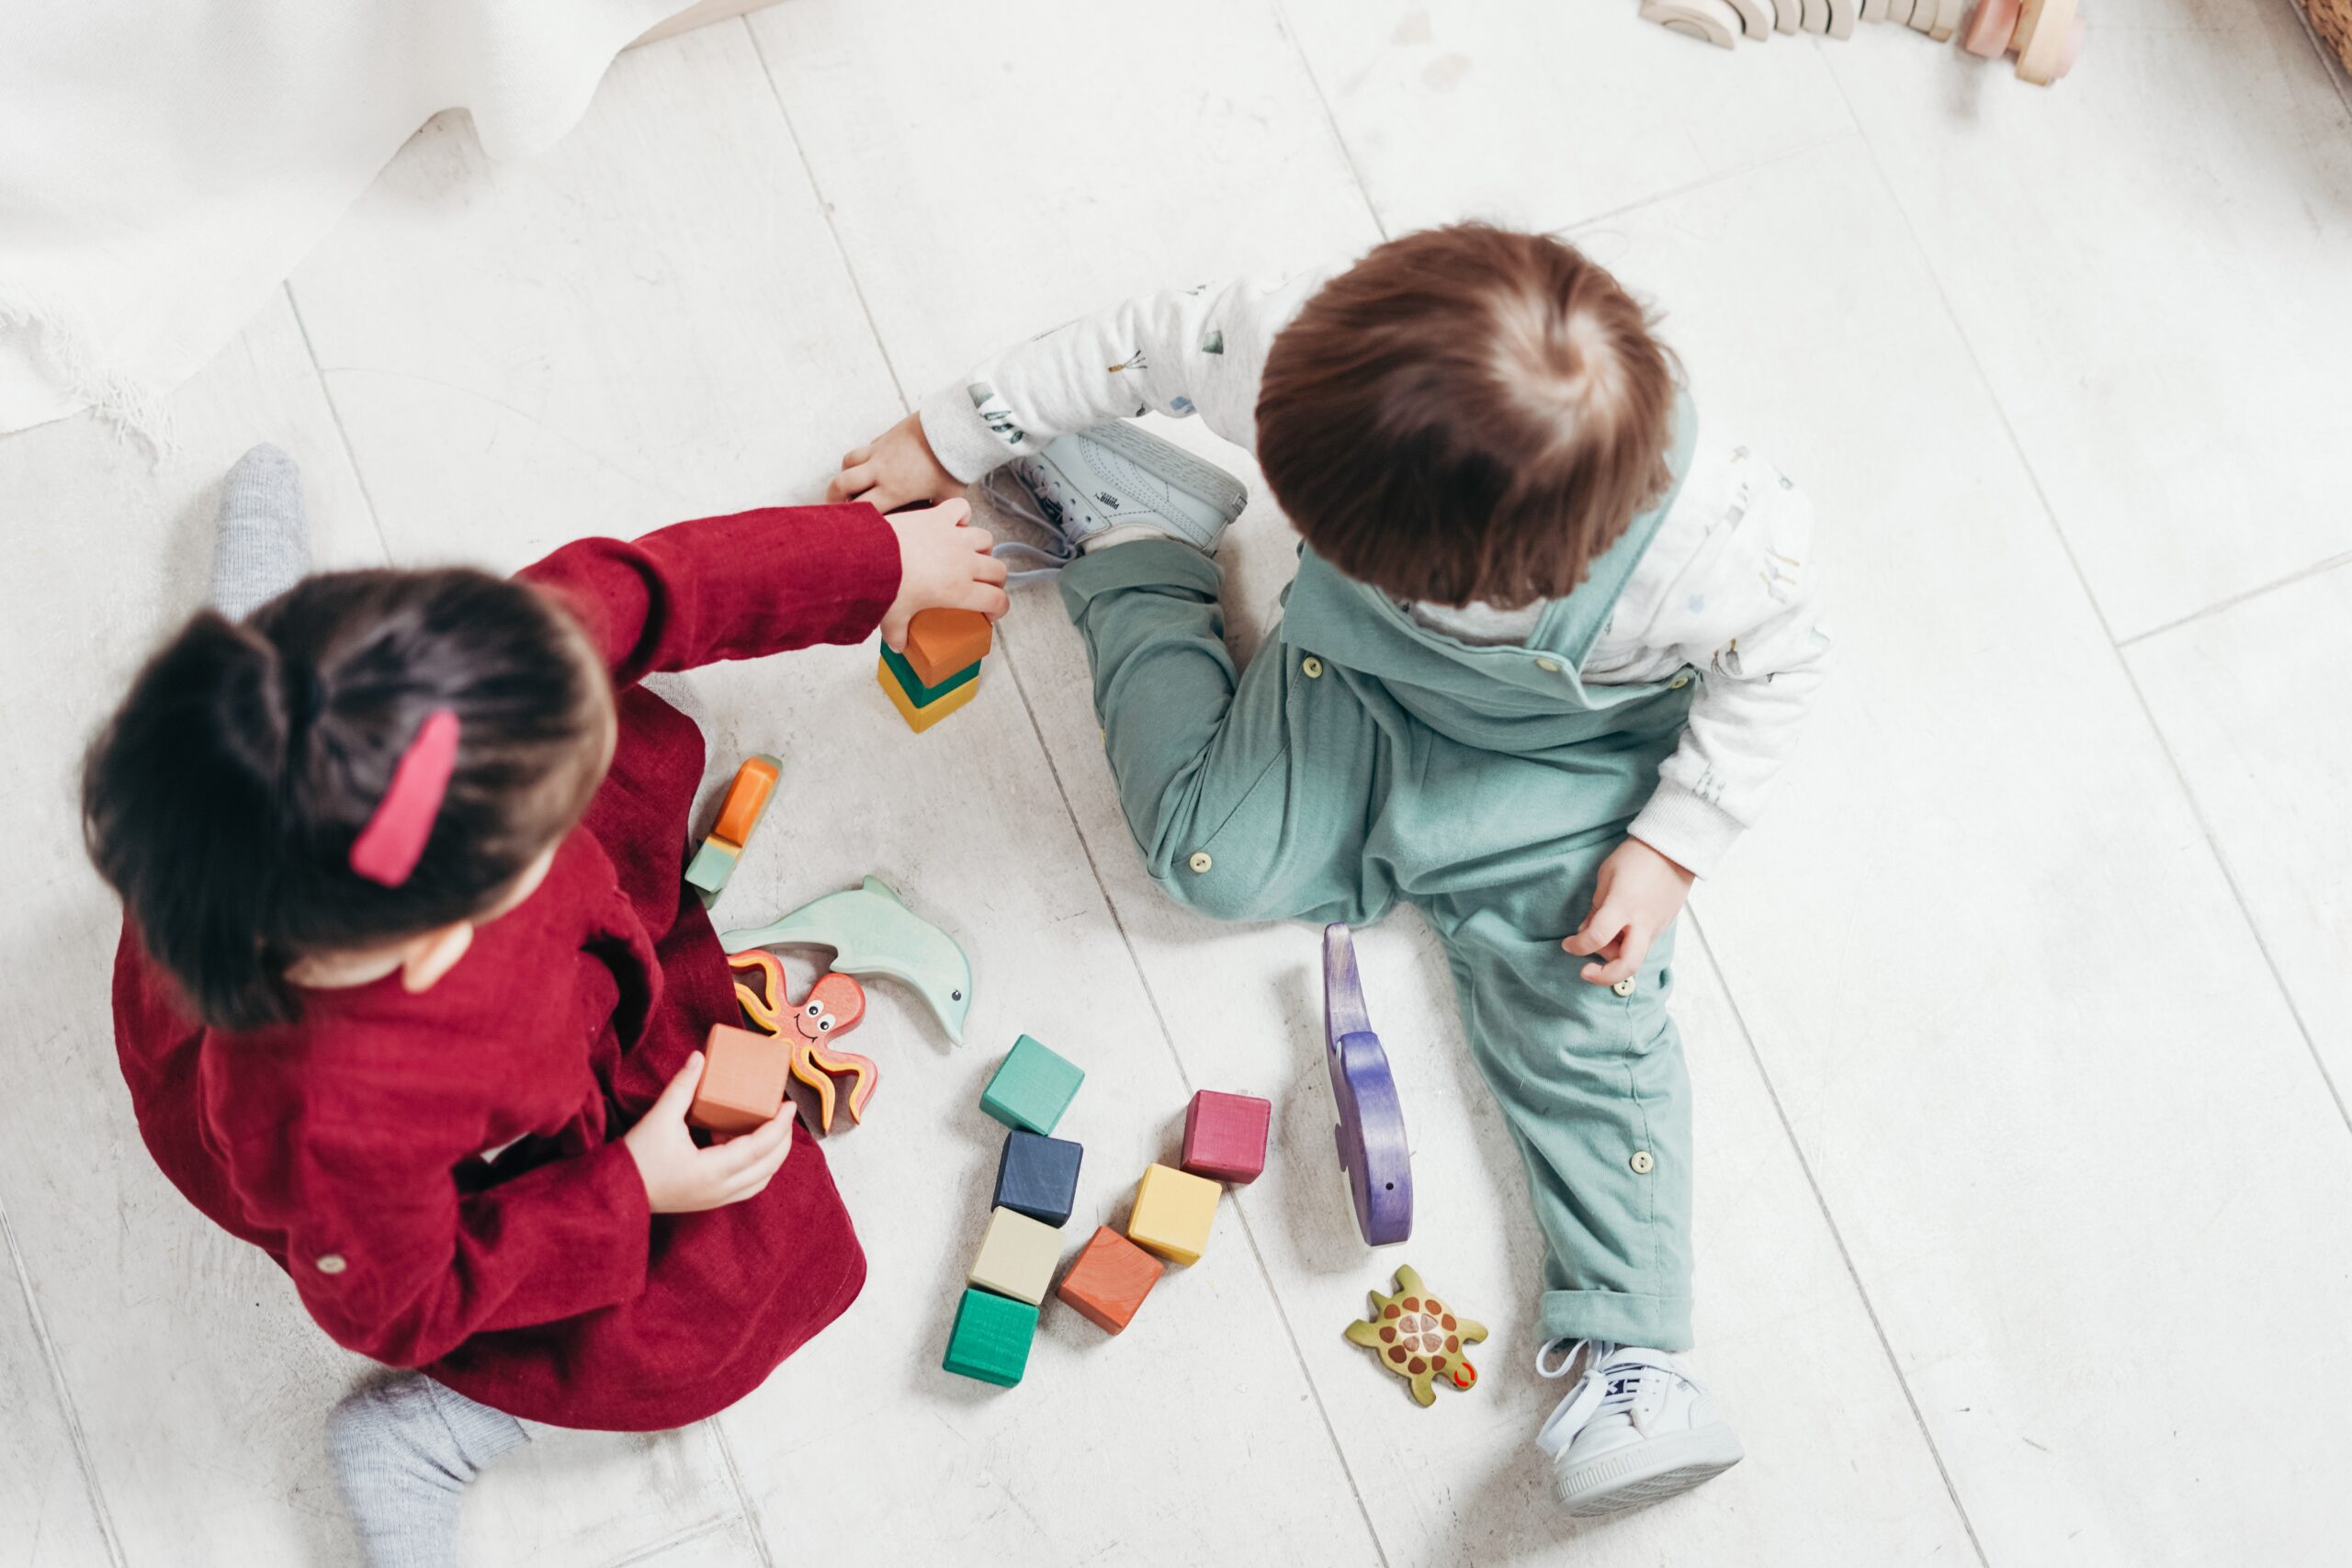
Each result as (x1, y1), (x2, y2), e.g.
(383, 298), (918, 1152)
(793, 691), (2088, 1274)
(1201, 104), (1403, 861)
(727, 949), (876, 1134)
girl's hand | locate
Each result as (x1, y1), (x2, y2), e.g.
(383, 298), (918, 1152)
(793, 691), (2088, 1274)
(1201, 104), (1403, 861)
(880, 497), (1010, 650)
(829, 413), (961, 513)
(622, 1053), (795, 1214)
(1562, 838), (1695, 987)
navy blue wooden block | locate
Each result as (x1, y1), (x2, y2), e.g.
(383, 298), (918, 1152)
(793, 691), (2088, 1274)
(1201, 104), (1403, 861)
(992, 1129), (1084, 1228)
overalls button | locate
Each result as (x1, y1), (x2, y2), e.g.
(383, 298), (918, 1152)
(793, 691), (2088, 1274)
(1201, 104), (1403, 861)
(1611, 976), (1636, 998)
(1301, 656), (1324, 679)
(1629, 1151), (1655, 1175)
(1668, 671), (1691, 690)
(314, 1254), (348, 1275)
(1535, 658), (1561, 673)
(1188, 852), (1214, 874)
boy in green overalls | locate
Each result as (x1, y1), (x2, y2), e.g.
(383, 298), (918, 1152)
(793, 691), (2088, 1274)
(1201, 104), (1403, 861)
(832, 224), (1831, 1517)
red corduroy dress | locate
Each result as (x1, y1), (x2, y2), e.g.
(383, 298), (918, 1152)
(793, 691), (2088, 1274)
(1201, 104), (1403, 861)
(111, 504), (899, 1430)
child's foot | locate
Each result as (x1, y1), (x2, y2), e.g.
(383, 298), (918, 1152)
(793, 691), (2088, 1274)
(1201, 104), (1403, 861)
(327, 1372), (530, 1566)
(1534, 1340), (1744, 1518)
(210, 443), (311, 620)
(983, 421), (1247, 572)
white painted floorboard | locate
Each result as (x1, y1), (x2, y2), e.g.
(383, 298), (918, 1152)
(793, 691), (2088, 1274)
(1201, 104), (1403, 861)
(2, 3), (2348, 1565)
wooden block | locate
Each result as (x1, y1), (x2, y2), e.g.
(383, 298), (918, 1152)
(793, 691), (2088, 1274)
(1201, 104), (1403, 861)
(968, 1206), (1065, 1306)
(879, 640), (980, 707)
(980, 1034), (1085, 1135)
(1962, 0), (2020, 54)
(993, 1129), (1085, 1227)
(1861, 0), (1890, 21)
(687, 1023), (787, 1134)
(1724, 0), (1775, 39)
(1640, 0), (1741, 47)
(1907, 0), (1940, 31)
(1827, 0), (1860, 36)
(876, 657), (981, 733)
(1181, 1090), (1272, 1184)
(942, 1286), (1037, 1387)
(684, 837), (739, 896)
(2014, 0), (2077, 82)
(1798, 0), (1829, 32)
(1126, 1164), (1220, 1265)
(902, 608), (993, 689)
(1928, 0), (1966, 39)
(710, 754), (782, 848)
(1057, 1225), (1164, 1334)
(1774, 0), (1803, 31)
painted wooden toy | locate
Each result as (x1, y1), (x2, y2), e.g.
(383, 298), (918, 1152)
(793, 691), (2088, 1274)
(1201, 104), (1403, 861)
(686, 1022), (788, 1134)
(1323, 923), (1413, 1247)
(1962, 0), (2084, 83)
(684, 754), (781, 901)
(1181, 1089), (1271, 1184)
(1056, 1225), (1164, 1334)
(726, 951), (876, 1135)
(721, 875), (973, 1043)
(878, 607), (993, 733)
(1343, 1264), (1489, 1406)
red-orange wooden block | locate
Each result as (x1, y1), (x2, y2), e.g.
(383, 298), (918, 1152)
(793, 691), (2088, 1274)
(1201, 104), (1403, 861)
(1056, 1224), (1164, 1334)
(711, 755), (781, 848)
(902, 607), (993, 688)
(687, 1023), (787, 1134)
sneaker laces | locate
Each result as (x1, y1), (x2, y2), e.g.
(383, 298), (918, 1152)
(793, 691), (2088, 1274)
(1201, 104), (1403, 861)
(1534, 1338), (1696, 1452)
(978, 468), (1078, 583)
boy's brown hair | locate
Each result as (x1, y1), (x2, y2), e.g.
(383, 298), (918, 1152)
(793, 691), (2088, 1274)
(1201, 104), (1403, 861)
(1255, 224), (1679, 609)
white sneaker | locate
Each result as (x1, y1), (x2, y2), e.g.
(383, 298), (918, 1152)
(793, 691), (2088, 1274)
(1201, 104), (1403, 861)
(984, 421), (1247, 573)
(1534, 1340), (1744, 1518)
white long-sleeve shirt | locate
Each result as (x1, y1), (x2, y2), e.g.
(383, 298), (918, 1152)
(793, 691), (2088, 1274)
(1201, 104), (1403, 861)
(917, 271), (1832, 877)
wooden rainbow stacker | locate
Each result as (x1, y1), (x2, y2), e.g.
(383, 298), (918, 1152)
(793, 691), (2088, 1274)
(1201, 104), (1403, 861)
(879, 608), (992, 733)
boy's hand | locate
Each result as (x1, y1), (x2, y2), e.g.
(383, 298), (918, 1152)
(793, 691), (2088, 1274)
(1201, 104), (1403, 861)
(623, 1053), (795, 1214)
(830, 413), (962, 513)
(881, 498), (1009, 650)
(1562, 838), (1694, 987)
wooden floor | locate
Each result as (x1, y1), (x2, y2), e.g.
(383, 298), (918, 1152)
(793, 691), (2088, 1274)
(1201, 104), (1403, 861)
(4, 3), (2350, 1563)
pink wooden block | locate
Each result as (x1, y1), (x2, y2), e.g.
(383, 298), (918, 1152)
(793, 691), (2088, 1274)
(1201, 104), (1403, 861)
(1181, 1090), (1272, 1184)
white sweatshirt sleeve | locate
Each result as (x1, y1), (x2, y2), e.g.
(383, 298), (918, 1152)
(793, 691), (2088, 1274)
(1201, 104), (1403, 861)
(1590, 436), (1834, 878)
(915, 270), (1334, 482)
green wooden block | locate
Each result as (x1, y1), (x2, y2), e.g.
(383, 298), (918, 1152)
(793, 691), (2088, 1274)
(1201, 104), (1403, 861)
(980, 1034), (1084, 1135)
(879, 640), (981, 708)
(684, 838), (739, 895)
(943, 1286), (1037, 1386)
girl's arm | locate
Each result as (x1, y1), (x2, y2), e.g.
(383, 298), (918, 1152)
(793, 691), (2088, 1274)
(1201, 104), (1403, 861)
(520, 504), (903, 690)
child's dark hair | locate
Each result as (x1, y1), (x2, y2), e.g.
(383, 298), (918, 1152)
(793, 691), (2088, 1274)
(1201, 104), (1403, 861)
(84, 570), (615, 1033)
(1256, 223), (1680, 609)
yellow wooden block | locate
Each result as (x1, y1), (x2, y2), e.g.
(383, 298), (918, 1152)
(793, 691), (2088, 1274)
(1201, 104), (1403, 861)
(877, 656), (980, 733)
(1126, 1163), (1220, 1265)
(968, 1206), (1064, 1305)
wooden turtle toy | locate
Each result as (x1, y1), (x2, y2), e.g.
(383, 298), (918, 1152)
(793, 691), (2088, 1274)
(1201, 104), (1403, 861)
(1343, 1264), (1487, 1406)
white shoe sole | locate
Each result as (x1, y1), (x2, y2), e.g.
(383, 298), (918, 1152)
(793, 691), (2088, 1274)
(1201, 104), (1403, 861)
(1554, 1423), (1746, 1517)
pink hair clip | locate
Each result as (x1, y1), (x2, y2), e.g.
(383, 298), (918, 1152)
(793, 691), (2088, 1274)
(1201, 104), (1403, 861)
(348, 708), (459, 886)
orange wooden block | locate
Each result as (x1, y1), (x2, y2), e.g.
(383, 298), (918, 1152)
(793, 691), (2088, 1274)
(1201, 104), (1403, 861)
(687, 1023), (787, 1134)
(711, 755), (782, 849)
(901, 608), (993, 688)
(1056, 1224), (1164, 1334)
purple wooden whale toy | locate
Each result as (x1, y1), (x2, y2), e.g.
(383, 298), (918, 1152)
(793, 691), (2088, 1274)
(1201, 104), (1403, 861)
(1323, 923), (1412, 1247)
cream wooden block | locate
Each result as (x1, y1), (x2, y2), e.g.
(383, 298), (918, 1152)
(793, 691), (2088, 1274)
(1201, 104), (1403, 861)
(1906, 0), (1939, 30)
(1883, 0), (1914, 21)
(1725, 0), (1777, 42)
(1640, 0), (1742, 48)
(2015, 0), (2075, 80)
(1126, 1164), (1223, 1265)
(1928, 0), (1968, 39)
(1775, 0), (1804, 31)
(1861, 0), (1891, 20)
(1826, 0), (1860, 36)
(967, 1206), (1064, 1306)
(1798, 0), (1830, 33)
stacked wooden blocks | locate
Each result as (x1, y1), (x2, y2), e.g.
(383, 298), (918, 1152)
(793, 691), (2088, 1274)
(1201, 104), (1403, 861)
(943, 1035), (1088, 1387)
(685, 755), (780, 900)
(1636, 0), (2082, 81)
(879, 608), (992, 733)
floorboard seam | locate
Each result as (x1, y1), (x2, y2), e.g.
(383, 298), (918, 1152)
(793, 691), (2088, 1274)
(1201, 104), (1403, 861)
(1562, 128), (1862, 241)
(706, 1419), (778, 1568)
(1, 1200), (130, 1568)
(593, 1511), (738, 1568)
(2115, 548), (2352, 649)
(738, 18), (911, 413)
(1269, 0), (1391, 242)
(987, 629), (1396, 1568)
(1688, 917), (1993, 1568)
(1826, 73), (2352, 1141)
(280, 283), (396, 569)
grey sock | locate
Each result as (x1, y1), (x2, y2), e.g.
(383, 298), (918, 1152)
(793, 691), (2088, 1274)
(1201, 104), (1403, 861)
(326, 1373), (531, 1568)
(209, 443), (310, 619)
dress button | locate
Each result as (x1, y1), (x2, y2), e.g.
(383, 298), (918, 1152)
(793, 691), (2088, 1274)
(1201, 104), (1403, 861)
(1629, 1151), (1655, 1175)
(1188, 852), (1213, 874)
(314, 1254), (348, 1275)
(1301, 656), (1324, 679)
(1611, 976), (1636, 998)
(1535, 658), (1561, 673)
(1668, 671), (1691, 690)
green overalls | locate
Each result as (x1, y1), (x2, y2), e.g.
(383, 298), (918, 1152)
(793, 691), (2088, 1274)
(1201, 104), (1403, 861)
(1057, 408), (1703, 1350)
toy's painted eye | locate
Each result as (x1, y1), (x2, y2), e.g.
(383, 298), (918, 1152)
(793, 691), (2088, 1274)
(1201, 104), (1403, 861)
(951, 989), (964, 1002)
(817, 1016), (832, 1032)
(805, 1002), (823, 1017)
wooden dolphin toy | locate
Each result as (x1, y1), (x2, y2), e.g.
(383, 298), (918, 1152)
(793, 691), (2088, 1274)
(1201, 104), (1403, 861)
(720, 875), (974, 1045)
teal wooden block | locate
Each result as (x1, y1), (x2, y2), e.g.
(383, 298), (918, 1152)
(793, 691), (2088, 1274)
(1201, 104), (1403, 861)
(943, 1286), (1037, 1387)
(879, 640), (981, 708)
(684, 838), (738, 895)
(980, 1034), (1084, 1135)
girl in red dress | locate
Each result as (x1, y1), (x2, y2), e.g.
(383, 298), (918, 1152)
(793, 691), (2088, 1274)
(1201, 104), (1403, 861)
(83, 446), (1007, 1566)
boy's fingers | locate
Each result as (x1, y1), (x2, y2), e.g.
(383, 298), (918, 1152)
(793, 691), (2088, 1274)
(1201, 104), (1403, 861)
(935, 496), (972, 526)
(976, 554), (1011, 586)
(842, 444), (873, 468)
(832, 462), (877, 498)
(650, 1053), (705, 1122)
(964, 525), (998, 554)
(706, 1112), (791, 1175)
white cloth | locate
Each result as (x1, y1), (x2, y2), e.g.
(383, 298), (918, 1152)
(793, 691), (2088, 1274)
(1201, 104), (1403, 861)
(0, 0), (679, 434)
(919, 268), (1834, 877)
